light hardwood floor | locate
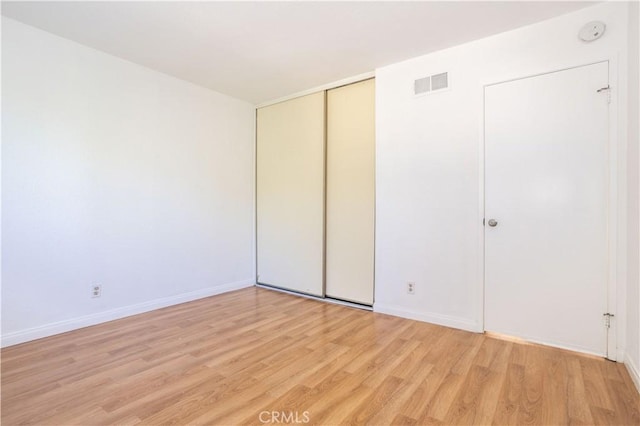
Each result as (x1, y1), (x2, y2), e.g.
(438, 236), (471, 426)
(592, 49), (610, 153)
(2, 287), (638, 425)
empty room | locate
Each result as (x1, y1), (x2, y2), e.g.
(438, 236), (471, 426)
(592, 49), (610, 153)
(1, 1), (639, 425)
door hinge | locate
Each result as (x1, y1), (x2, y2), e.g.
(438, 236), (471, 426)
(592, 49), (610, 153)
(603, 312), (615, 328)
(597, 85), (611, 104)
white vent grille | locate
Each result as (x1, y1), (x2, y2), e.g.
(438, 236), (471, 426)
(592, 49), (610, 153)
(414, 76), (431, 95)
(431, 72), (448, 91)
(414, 72), (449, 96)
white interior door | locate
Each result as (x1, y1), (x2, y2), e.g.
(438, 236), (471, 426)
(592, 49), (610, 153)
(256, 92), (325, 296)
(326, 79), (375, 305)
(484, 62), (610, 357)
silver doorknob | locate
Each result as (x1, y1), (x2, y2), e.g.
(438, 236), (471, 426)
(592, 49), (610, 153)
(488, 219), (498, 227)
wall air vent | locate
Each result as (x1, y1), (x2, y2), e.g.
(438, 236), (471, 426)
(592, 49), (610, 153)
(431, 72), (448, 91)
(414, 72), (449, 96)
(414, 76), (431, 95)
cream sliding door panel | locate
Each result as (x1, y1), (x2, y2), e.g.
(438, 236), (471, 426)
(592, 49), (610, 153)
(326, 79), (375, 305)
(256, 92), (325, 296)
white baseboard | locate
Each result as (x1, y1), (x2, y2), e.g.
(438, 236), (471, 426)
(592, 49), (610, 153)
(373, 303), (481, 333)
(1, 279), (255, 348)
(624, 352), (640, 395)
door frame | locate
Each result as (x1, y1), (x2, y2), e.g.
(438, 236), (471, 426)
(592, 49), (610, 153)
(478, 57), (624, 360)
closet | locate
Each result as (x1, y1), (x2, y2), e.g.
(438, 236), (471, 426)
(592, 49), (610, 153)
(256, 79), (375, 305)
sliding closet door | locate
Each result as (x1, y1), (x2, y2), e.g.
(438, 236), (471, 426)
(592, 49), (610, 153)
(256, 92), (325, 296)
(326, 79), (375, 305)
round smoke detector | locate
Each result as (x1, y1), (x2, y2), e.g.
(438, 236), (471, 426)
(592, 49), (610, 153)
(579, 21), (606, 42)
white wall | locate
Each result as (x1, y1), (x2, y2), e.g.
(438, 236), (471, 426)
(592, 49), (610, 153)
(375, 1), (630, 356)
(1, 17), (256, 346)
(626, 0), (640, 391)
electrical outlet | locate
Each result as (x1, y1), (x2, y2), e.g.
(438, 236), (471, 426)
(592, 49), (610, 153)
(91, 284), (102, 298)
(407, 282), (415, 295)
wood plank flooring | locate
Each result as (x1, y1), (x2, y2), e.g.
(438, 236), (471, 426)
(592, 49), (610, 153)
(2, 287), (638, 425)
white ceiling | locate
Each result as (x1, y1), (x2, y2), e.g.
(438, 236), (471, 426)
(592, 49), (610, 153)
(2, 1), (596, 104)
